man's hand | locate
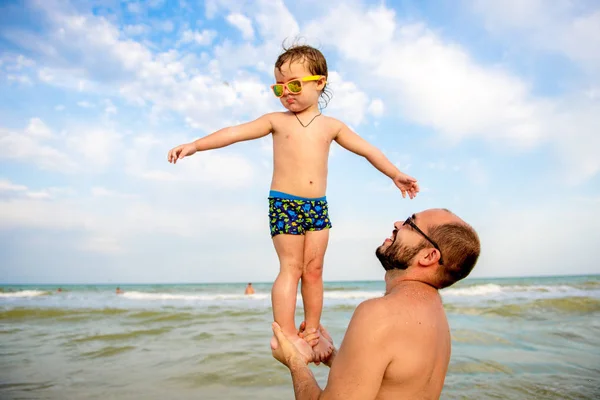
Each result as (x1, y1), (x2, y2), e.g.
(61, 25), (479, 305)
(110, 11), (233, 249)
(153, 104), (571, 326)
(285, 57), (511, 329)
(271, 322), (311, 367)
(393, 173), (419, 199)
(167, 143), (197, 164)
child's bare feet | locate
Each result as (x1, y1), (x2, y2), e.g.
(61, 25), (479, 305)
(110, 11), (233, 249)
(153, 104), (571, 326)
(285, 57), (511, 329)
(311, 334), (333, 363)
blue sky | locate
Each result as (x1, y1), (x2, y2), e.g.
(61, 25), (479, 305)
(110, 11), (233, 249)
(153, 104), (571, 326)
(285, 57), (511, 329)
(1, 0), (599, 284)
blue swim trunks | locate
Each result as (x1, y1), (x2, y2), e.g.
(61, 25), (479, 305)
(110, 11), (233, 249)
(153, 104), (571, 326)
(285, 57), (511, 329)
(268, 190), (332, 237)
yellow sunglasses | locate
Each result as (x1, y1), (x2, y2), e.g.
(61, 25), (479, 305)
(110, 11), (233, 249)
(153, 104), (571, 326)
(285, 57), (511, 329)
(270, 75), (325, 98)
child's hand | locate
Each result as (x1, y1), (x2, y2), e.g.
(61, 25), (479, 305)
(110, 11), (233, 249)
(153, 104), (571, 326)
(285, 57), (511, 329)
(393, 173), (419, 199)
(167, 143), (197, 164)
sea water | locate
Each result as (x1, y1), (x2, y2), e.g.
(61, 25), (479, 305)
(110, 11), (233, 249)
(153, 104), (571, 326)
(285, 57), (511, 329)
(1, 275), (599, 399)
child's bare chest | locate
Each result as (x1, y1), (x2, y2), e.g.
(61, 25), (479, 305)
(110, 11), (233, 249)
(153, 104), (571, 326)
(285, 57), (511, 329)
(272, 118), (335, 148)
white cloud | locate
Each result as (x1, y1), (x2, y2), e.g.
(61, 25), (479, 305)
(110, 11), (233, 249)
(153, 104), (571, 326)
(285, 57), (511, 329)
(77, 100), (95, 108)
(226, 13), (254, 40)
(1, 54), (35, 85)
(127, 2), (143, 14)
(178, 29), (217, 46)
(4, 3), (153, 86)
(103, 99), (117, 114)
(306, 7), (548, 148)
(305, 2), (599, 182)
(66, 128), (121, 168)
(0, 183), (267, 259)
(325, 71), (370, 126)
(0, 179), (71, 201)
(124, 134), (257, 188)
(124, 24), (149, 36)
(55, 104), (65, 111)
(464, 159), (488, 186)
(474, 201), (600, 277)
(469, 0), (600, 74)
(91, 187), (136, 198)
(254, 0), (300, 40)
(25, 117), (53, 138)
(0, 119), (76, 172)
(149, 0), (165, 8)
(81, 235), (122, 254)
(0, 179), (28, 192)
(6, 74), (33, 85)
(154, 20), (174, 33)
(368, 99), (384, 117)
(1, 54), (35, 71)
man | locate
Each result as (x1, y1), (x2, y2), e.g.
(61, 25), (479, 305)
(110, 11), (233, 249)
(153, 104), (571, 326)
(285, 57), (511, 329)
(245, 283), (255, 295)
(271, 208), (480, 399)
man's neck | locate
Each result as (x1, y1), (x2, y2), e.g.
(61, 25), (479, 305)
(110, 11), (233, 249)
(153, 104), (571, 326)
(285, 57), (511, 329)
(384, 270), (438, 295)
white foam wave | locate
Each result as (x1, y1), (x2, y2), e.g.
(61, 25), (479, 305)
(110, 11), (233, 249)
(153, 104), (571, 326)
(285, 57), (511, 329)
(324, 291), (382, 300)
(121, 290), (381, 302)
(0, 290), (48, 298)
(442, 284), (504, 297)
(122, 291), (270, 301)
(441, 283), (600, 298)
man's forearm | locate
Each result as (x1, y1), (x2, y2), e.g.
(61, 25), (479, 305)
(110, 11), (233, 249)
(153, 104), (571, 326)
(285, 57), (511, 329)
(289, 358), (323, 400)
(365, 149), (402, 180)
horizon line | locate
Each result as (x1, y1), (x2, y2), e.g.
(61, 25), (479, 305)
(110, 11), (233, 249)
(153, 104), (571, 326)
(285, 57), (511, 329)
(1, 273), (598, 286)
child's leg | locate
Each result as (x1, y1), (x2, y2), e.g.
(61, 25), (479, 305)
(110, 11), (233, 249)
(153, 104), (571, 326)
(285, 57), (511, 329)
(301, 229), (331, 359)
(271, 233), (305, 338)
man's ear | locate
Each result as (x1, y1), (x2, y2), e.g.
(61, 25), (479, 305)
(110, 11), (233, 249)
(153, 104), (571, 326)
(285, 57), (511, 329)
(417, 248), (441, 267)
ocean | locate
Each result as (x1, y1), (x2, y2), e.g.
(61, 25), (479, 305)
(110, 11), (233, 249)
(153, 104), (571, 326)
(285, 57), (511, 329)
(1, 275), (599, 399)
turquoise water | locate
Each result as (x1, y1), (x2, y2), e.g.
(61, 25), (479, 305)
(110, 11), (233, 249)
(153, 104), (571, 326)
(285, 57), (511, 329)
(1, 275), (599, 399)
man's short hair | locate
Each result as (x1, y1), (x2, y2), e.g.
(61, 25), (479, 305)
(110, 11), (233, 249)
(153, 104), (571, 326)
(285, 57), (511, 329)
(429, 220), (480, 289)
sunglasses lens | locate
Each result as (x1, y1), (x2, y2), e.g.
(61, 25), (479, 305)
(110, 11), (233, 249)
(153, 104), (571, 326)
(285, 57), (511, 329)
(272, 85), (284, 97)
(287, 80), (302, 93)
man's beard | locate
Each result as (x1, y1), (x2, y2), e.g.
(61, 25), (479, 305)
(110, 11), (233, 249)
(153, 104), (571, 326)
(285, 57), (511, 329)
(375, 239), (424, 271)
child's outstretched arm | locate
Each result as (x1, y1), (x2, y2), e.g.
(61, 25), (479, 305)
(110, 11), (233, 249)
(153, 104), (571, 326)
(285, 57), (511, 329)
(167, 114), (273, 164)
(334, 122), (420, 199)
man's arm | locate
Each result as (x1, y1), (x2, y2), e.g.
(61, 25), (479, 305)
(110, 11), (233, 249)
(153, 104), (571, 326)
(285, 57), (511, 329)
(193, 114), (273, 151)
(318, 299), (391, 399)
(282, 300), (392, 400)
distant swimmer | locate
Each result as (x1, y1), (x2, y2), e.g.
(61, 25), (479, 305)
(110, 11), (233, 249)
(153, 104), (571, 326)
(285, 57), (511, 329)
(271, 208), (480, 400)
(57, 288), (63, 293)
(116, 287), (124, 295)
(245, 283), (255, 295)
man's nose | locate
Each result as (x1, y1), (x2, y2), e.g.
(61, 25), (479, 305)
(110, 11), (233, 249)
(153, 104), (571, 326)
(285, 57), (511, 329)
(394, 221), (403, 230)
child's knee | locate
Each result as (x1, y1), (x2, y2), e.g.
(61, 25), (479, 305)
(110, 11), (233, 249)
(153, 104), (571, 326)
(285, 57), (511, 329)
(280, 260), (303, 278)
(303, 258), (323, 282)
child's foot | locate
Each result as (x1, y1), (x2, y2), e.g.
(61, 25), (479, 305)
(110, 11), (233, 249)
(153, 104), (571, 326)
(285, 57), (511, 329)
(311, 334), (334, 363)
(270, 334), (314, 363)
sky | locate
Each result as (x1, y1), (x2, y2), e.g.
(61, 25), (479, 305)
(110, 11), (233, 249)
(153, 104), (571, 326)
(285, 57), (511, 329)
(1, 0), (599, 284)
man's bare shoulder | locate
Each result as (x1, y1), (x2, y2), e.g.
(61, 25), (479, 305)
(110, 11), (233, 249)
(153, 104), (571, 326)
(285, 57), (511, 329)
(350, 297), (394, 327)
(355, 291), (433, 328)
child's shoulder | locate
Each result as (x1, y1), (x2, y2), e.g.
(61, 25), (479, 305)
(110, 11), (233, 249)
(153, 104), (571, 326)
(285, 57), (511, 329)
(321, 115), (346, 132)
(264, 111), (291, 119)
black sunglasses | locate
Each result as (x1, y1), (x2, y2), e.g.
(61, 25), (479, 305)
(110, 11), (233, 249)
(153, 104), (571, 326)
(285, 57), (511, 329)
(403, 216), (444, 265)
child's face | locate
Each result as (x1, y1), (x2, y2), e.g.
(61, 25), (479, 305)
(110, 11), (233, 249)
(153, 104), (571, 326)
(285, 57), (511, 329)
(273, 61), (325, 113)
